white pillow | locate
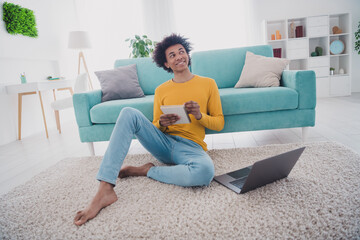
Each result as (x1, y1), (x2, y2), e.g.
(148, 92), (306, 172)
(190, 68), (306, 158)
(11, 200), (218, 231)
(234, 51), (290, 88)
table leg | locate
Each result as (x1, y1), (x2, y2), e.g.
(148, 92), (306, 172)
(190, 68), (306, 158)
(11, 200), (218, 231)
(17, 92), (37, 140)
(57, 87), (74, 95)
(52, 89), (59, 132)
(52, 89), (56, 101)
(38, 91), (49, 138)
(18, 93), (22, 140)
(55, 110), (61, 133)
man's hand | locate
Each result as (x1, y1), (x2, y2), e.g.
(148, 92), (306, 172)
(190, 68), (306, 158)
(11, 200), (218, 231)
(185, 101), (202, 120)
(159, 114), (180, 127)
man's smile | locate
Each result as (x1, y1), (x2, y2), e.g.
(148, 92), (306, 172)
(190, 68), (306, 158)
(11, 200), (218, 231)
(176, 60), (186, 66)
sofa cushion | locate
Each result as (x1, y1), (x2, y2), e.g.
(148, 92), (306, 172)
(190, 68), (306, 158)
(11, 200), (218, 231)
(191, 45), (273, 89)
(114, 58), (173, 95)
(90, 87), (298, 124)
(95, 64), (145, 102)
(90, 95), (154, 123)
(219, 87), (298, 115)
(234, 51), (290, 88)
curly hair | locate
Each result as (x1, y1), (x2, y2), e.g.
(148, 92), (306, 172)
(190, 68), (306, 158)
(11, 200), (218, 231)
(152, 33), (192, 73)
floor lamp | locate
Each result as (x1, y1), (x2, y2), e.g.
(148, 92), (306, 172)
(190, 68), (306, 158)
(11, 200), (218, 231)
(68, 31), (94, 90)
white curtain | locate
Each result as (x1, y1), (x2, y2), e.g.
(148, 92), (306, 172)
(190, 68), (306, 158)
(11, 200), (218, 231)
(73, 0), (145, 62)
(71, 0), (254, 75)
(70, 0), (146, 88)
(172, 0), (255, 52)
(74, 0), (254, 52)
(141, 0), (176, 42)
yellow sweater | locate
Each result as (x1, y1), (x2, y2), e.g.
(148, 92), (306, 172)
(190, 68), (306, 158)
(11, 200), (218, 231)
(153, 75), (224, 151)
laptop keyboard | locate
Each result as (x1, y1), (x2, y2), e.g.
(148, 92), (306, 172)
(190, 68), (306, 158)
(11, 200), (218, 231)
(227, 167), (251, 179)
(230, 177), (247, 189)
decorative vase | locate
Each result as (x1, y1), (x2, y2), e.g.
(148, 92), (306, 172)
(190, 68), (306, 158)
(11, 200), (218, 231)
(20, 74), (27, 84)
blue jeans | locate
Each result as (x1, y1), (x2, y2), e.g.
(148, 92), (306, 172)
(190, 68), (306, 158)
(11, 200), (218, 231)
(96, 107), (215, 187)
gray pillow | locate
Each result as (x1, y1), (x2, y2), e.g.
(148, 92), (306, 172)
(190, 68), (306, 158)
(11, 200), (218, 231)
(95, 64), (145, 102)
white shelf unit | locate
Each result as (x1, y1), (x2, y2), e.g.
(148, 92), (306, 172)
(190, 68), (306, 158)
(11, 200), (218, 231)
(264, 13), (351, 98)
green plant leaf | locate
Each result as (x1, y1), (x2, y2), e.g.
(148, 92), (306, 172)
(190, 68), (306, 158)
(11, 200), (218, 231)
(125, 34), (156, 58)
(2, 2), (38, 37)
(355, 21), (360, 54)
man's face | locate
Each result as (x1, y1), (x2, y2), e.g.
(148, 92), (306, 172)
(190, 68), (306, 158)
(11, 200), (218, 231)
(164, 44), (189, 73)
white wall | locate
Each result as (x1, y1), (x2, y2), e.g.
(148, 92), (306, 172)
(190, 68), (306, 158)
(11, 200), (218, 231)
(0, 0), (148, 145)
(251, 0), (360, 92)
(0, 0), (77, 145)
(61, 0), (147, 90)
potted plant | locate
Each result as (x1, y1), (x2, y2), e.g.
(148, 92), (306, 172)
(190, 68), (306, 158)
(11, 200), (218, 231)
(355, 21), (360, 55)
(330, 67), (335, 75)
(125, 35), (156, 58)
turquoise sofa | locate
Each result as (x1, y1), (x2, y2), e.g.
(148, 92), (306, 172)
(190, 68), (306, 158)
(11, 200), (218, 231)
(73, 45), (316, 155)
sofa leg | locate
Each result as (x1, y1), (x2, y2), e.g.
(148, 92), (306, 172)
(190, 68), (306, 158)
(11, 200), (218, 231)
(302, 127), (309, 142)
(87, 142), (95, 156)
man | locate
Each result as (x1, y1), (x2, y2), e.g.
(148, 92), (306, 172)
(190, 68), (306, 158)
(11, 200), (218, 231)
(74, 34), (224, 226)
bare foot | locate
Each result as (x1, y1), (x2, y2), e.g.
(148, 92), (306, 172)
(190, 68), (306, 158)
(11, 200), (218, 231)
(118, 163), (154, 178)
(74, 181), (118, 226)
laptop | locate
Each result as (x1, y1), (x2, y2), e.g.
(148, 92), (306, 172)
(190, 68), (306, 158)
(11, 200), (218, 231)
(214, 147), (305, 194)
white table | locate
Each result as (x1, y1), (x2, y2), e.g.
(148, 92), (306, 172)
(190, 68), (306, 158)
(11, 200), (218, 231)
(6, 80), (74, 139)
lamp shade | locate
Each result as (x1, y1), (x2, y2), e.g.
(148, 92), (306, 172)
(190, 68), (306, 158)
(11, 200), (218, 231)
(68, 31), (92, 49)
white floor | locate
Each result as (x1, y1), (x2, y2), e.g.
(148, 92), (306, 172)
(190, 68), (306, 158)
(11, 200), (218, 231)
(0, 93), (359, 196)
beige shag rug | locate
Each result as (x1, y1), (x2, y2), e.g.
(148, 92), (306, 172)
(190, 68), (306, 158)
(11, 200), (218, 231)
(0, 141), (359, 239)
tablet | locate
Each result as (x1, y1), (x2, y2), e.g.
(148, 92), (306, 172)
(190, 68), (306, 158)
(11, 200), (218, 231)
(160, 105), (191, 124)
